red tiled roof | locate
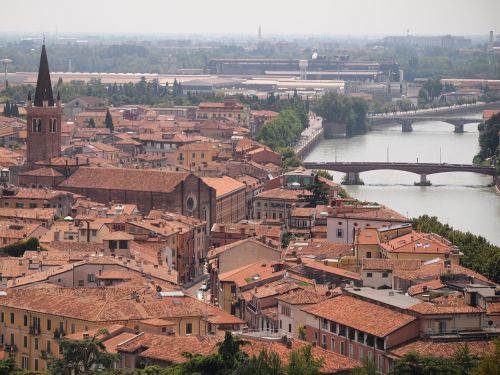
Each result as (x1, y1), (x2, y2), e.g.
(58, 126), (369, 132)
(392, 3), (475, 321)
(59, 167), (190, 193)
(303, 295), (416, 337)
(389, 339), (495, 359)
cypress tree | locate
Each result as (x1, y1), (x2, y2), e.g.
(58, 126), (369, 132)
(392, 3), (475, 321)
(104, 108), (114, 132)
(3, 100), (11, 117)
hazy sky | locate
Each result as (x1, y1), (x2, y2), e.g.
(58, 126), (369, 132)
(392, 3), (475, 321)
(3, 0), (498, 36)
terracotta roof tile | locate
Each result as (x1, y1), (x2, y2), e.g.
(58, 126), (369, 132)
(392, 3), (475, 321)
(59, 167), (190, 193)
(303, 295), (416, 337)
(389, 339), (495, 359)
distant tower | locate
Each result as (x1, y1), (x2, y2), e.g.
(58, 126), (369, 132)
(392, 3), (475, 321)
(258, 26), (262, 40)
(26, 44), (62, 166)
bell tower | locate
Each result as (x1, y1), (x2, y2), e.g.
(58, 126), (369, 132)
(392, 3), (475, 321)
(26, 44), (62, 166)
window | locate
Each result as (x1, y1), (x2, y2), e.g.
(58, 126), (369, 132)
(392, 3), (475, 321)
(47, 319), (51, 331)
(230, 284), (237, 293)
(49, 118), (58, 133)
(186, 323), (192, 334)
(35, 338), (38, 350)
(331, 337), (335, 352)
(78, 280), (84, 287)
(119, 240), (128, 249)
(10, 333), (14, 345)
(0, 312), (3, 323)
(382, 272), (389, 278)
(366, 251), (372, 258)
(10, 313), (14, 324)
(47, 340), (51, 354)
(71, 323), (75, 334)
(24, 315), (28, 326)
(22, 356), (29, 370)
(339, 325), (346, 337)
(377, 354), (383, 372)
(321, 319), (328, 330)
(340, 341), (345, 355)
(359, 348), (364, 359)
(348, 328), (356, 340)
(23, 336), (28, 348)
(349, 343), (354, 358)
(330, 322), (336, 333)
(366, 273), (373, 278)
(34, 359), (39, 372)
(288, 324), (292, 333)
(29, 203), (37, 209)
(357, 332), (365, 343)
(322, 334), (326, 348)
(15, 203), (24, 208)
(336, 228), (344, 238)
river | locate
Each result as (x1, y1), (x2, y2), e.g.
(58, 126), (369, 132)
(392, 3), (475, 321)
(304, 113), (500, 246)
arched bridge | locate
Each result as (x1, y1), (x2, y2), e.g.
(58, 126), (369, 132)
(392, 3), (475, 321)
(368, 116), (478, 133)
(303, 162), (497, 185)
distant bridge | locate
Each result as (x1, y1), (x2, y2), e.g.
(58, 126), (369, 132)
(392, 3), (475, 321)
(367, 116), (478, 133)
(303, 161), (497, 185)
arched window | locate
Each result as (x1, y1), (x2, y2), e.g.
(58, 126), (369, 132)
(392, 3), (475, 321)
(49, 118), (57, 133)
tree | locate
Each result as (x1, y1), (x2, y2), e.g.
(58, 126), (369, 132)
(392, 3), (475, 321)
(286, 345), (323, 375)
(314, 170), (333, 181)
(418, 88), (429, 107)
(88, 118), (96, 128)
(0, 357), (18, 375)
(48, 329), (117, 375)
(422, 79), (443, 104)
(477, 112), (500, 161)
(305, 175), (329, 207)
(453, 343), (477, 375)
(312, 92), (368, 137)
(390, 351), (457, 375)
(352, 358), (377, 375)
(472, 338), (500, 375)
(3, 99), (11, 117)
(104, 108), (114, 132)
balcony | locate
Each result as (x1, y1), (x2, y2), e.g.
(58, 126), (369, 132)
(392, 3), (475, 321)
(53, 329), (66, 339)
(41, 350), (49, 359)
(29, 326), (40, 335)
(4, 345), (17, 353)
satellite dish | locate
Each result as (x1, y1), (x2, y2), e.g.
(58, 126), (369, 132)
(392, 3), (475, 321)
(311, 52), (318, 60)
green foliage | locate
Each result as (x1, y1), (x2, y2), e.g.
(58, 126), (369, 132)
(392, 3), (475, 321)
(0, 237), (40, 257)
(104, 108), (114, 132)
(417, 88), (430, 107)
(155, 332), (323, 375)
(389, 344), (481, 375)
(312, 92), (368, 137)
(278, 147), (301, 171)
(352, 358), (377, 375)
(471, 338), (500, 375)
(257, 109), (304, 150)
(412, 215), (500, 282)
(314, 170), (333, 180)
(3, 99), (11, 117)
(305, 175), (329, 207)
(0, 357), (18, 375)
(48, 329), (117, 375)
(477, 113), (500, 161)
(422, 79), (443, 103)
(286, 345), (323, 375)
